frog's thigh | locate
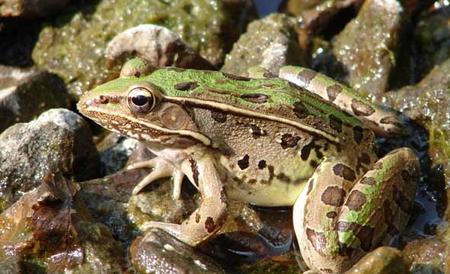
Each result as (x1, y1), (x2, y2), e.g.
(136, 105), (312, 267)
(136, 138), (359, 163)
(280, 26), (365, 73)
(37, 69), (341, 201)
(143, 155), (227, 246)
(293, 157), (356, 273)
(338, 147), (419, 250)
(293, 148), (419, 273)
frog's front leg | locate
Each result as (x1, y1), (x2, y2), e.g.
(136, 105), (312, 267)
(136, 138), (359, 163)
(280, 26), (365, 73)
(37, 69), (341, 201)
(127, 157), (185, 199)
(293, 148), (419, 273)
(141, 153), (227, 246)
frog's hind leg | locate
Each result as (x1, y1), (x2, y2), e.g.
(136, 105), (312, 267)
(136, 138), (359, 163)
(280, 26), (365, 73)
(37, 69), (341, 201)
(293, 148), (419, 273)
(127, 158), (185, 199)
(278, 66), (403, 136)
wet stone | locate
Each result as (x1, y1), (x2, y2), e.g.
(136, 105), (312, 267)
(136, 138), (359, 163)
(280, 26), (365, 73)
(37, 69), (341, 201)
(0, 109), (100, 210)
(131, 229), (226, 274)
(0, 66), (71, 133)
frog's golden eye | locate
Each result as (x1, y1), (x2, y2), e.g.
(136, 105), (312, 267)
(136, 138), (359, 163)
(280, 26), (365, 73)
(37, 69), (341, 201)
(127, 86), (157, 113)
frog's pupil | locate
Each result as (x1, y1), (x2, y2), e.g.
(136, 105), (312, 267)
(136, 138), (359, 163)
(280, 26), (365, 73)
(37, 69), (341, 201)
(132, 95), (150, 106)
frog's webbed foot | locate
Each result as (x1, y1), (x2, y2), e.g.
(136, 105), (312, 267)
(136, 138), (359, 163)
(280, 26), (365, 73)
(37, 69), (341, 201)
(127, 158), (185, 199)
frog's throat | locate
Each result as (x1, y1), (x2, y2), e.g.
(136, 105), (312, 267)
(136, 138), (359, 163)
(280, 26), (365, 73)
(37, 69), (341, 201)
(163, 96), (340, 144)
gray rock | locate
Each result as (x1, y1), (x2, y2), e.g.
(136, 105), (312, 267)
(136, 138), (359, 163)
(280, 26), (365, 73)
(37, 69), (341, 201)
(0, 109), (99, 210)
(332, 0), (403, 98)
(0, 66), (71, 133)
(131, 229), (226, 274)
(221, 13), (306, 76)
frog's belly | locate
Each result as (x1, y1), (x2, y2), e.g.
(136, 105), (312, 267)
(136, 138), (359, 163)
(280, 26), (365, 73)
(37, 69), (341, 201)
(225, 179), (307, 206)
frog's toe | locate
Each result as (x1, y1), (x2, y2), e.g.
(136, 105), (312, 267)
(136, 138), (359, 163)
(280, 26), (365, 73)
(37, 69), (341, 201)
(130, 158), (183, 195)
(126, 158), (157, 170)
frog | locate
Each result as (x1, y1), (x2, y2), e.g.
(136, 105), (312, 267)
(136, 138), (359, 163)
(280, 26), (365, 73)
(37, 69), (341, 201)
(77, 58), (419, 273)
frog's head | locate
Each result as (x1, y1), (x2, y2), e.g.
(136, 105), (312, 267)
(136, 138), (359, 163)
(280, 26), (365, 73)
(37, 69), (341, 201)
(77, 76), (211, 147)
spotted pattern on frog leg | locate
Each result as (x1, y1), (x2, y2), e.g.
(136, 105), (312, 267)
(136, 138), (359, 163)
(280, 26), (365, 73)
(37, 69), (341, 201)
(306, 228), (327, 256)
(332, 163), (356, 181)
(345, 190), (367, 211)
(326, 84), (342, 102)
(297, 69), (317, 86)
(337, 221), (374, 252)
(321, 186), (346, 206)
(204, 217), (216, 233)
(189, 157), (199, 185)
(351, 99), (375, 116)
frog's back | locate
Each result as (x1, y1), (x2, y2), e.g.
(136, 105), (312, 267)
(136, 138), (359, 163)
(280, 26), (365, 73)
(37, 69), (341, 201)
(145, 68), (374, 206)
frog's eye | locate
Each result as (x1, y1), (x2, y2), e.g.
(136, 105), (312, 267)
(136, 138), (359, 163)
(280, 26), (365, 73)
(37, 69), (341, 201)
(127, 86), (157, 113)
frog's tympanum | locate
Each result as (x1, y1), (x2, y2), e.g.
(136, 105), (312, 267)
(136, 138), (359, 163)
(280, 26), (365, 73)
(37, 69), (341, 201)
(78, 58), (419, 273)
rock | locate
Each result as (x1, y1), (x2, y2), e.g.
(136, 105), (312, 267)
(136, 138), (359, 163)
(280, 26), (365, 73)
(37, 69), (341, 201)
(414, 5), (450, 78)
(0, 109), (99, 210)
(130, 229), (226, 274)
(222, 13), (305, 76)
(32, 0), (254, 98)
(384, 58), (450, 186)
(106, 24), (215, 70)
(333, 0), (403, 97)
(0, 0), (69, 18)
(0, 174), (124, 273)
(403, 237), (448, 273)
(345, 247), (408, 274)
(0, 66), (71, 133)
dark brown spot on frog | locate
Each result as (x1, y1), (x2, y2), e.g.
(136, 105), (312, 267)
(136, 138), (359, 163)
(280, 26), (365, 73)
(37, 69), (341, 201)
(338, 242), (355, 257)
(258, 160), (266, 169)
(247, 179), (257, 185)
(353, 126), (364, 144)
(329, 114), (343, 132)
(310, 160), (318, 167)
(281, 133), (300, 149)
(306, 228), (327, 255)
(360, 177), (376, 185)
(393, 186), (413, 213)
(297, 69), (317, 86)
(222, 72), (251, 81)
(326, 211), (337, 219)
(321, 186), (346, 207)
(250, 124), (266, 138)
(195, 213), (201, 223)
(276, 172), (291, 183)
(189, 158), (199, 185)
(237, 155), (250, 170)
(357, 226), (374, 251)
(241, 93), (269, 103)
(374, 162), (383, 170)
(346, 190), (367, 211)
(205, 217), (216, 233)
(293, 101), (309, 119)
(210, 110), (227, 123)
(332, 163), (356, 181)
(174, 81), (199, 91)
(99, 95), (109, 104)
(351, 99), (375, 116)
(326, 84), (342, 102)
